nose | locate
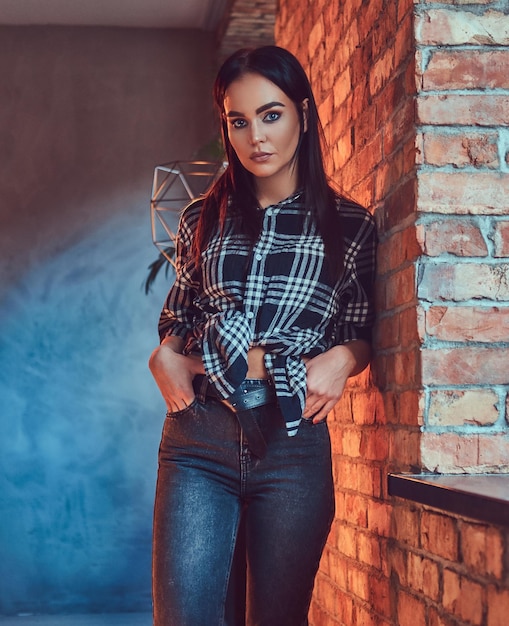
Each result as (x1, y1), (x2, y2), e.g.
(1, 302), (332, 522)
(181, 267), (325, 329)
(249, 120), (265, 145)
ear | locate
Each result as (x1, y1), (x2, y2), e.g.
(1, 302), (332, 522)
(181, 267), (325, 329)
(301, 98), (309, 133)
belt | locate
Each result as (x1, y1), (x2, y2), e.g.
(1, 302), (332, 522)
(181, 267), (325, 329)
(193, 375), (276, 458)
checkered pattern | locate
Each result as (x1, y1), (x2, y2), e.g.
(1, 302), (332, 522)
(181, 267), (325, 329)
(158, 191), (377, 436)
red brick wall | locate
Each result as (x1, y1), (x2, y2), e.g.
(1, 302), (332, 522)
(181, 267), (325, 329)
(390, 507), (509, 626)
(275, 0), (509, 624)
(219, 0), (276, 59)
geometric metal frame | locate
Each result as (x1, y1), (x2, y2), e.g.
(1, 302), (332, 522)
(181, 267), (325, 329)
(150, 160), (225, 266)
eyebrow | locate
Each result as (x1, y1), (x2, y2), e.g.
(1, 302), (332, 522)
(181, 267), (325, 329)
(225, 101), (286, 118)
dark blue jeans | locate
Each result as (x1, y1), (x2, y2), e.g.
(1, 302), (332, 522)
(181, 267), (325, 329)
(152, 384), (334, 626)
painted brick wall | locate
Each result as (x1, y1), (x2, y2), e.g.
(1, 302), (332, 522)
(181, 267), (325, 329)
(415, 2), (509, 473)
(275, 0), (509, 624)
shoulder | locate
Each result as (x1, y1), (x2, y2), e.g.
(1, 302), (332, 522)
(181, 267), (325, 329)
(177, 198), (205, 234)
(173, 198), (205, 249)
(335, 195), (373, 222)
(335, 195), (377, 242)
(180, 198), (205, 224)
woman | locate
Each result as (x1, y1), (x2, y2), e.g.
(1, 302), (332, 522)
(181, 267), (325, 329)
(149, 45), (377, 625)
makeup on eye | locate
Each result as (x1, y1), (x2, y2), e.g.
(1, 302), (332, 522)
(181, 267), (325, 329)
(229, 111), (282, 129)
(264, 111), (282, 123)
(226, 102), (286, 128)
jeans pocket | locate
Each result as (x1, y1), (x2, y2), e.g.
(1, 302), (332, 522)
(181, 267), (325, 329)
(165, 397), (199, 420)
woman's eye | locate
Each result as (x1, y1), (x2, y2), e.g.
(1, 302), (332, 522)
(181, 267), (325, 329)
(264, 111), (281, 122)
(231, 119), (247, 129)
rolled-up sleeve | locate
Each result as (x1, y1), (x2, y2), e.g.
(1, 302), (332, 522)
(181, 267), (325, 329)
(157, 201), (203, 343)
(332, 208), (377, 346)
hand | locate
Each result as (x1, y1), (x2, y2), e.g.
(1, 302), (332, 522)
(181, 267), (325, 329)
(148, 339), (205, 412)
(302, 341), (371, 423)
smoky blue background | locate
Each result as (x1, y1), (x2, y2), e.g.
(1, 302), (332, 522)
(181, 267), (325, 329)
(0, 26), (216, 616)
(0, 214), (164, 613)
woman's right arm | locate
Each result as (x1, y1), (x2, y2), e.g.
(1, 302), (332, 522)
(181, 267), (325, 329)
(149, 336), (205, 412)
(149, 201), (205, 412)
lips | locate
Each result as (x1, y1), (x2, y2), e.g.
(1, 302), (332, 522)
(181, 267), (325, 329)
(250, 151), (272, 163)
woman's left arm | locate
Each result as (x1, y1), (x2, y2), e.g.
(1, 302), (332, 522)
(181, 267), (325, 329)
(303, 203), (377, 422)
(302, 340), (371, 423)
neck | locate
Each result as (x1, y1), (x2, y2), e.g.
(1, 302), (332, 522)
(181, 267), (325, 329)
(255, 169), (299, 209)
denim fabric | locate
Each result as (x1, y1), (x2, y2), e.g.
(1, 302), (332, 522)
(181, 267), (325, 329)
(152, 388), (334, 626)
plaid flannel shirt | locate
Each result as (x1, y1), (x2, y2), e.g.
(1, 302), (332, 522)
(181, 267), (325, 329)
(158, 190), (377, 436)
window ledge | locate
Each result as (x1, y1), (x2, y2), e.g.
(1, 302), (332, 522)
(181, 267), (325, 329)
(388, 473), (509, 527)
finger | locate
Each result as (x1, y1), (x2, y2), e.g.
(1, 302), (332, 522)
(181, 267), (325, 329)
(166, 394), (195, 413)
(166, 397), (181, 412)
(312, 409), (328, 423)
(303, 396), (322, 417)
(312, 401), (335, 423)
(303, 391), (332, 416)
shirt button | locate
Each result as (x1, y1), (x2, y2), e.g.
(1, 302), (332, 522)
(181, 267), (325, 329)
(246, 311), (254, 319)
(255, 253), (262, 261)
(266, 209), (272, 216)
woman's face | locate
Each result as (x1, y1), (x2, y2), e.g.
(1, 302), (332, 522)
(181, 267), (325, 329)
(223, 72), (307, 194)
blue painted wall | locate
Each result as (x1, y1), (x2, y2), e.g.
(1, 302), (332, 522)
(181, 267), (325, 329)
(0, 26), (216, 616)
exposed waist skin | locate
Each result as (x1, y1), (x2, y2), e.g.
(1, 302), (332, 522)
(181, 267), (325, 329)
(188, 346), (311, 381)
(188, 346), (269, 379)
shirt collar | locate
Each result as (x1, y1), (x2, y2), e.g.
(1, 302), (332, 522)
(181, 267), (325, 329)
(257, 189), (304, 211)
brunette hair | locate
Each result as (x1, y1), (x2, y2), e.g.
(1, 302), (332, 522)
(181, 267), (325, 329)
(194, 45), (344, 278)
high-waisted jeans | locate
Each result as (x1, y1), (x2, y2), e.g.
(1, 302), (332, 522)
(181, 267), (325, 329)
(152, 381), (335, 626)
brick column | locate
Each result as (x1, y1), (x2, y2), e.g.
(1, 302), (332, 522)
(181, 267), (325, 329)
(276, 0), (509, 472)
(275, 0), (509, 624)
(415, 3), (509, 472)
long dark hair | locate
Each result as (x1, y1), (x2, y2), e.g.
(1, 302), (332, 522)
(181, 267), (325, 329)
(195, 45), (344, 278)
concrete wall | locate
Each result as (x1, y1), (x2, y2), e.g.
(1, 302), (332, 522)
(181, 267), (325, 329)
(0, 25), (217, 615)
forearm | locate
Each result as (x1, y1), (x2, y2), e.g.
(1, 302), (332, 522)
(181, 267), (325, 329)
(303, 339), (372, 422)
(330, 339), (372, 378)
